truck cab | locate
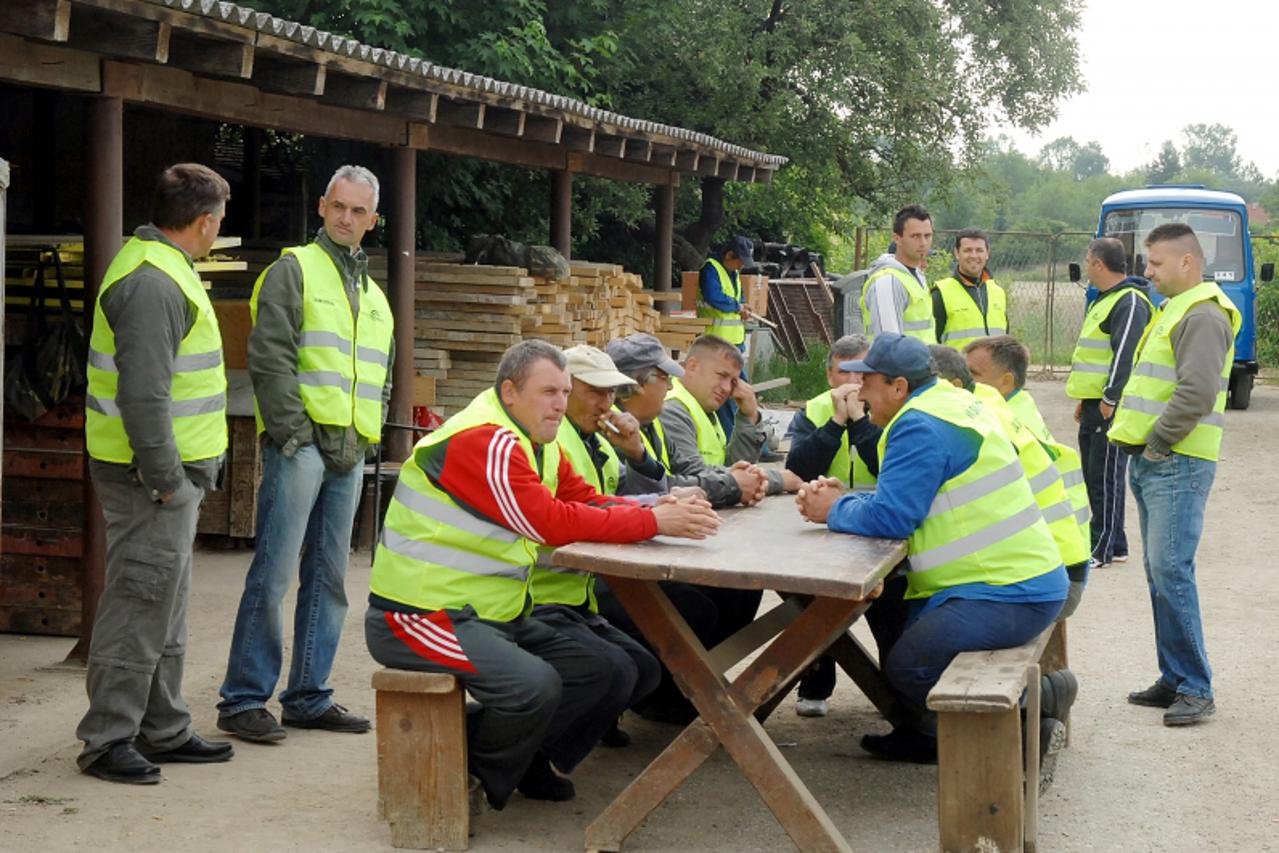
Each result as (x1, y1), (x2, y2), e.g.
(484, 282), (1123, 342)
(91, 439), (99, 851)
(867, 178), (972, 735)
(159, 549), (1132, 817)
(1089, 186), (1272, 409)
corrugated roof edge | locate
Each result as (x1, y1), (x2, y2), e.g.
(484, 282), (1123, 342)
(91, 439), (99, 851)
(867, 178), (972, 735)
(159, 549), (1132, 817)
(143, 0), (788, 169)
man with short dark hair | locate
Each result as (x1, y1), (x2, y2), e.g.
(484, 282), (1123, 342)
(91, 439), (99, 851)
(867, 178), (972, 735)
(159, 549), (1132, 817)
(1109, 223), (1239, 726)
(363, 340), (720, 808)
(219, 165), (395, 742)
(797, 333), (1067, 763)
(861, 205), (937, 343)
(1067, 237), (1153, 567)
(697, 234), (756, 347)
(78, 163), (235, 783)
(932, 229), (1008, 349)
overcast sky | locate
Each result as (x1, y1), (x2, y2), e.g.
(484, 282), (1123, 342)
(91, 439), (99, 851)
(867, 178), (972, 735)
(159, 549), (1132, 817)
(994, 0), (1279, 178)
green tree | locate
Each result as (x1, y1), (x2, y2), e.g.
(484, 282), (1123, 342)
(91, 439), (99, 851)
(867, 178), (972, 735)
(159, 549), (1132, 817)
(1146, 140), (1181, 184)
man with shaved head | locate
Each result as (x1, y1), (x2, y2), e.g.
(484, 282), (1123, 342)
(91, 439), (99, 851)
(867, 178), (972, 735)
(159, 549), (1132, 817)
(1109, 223), (1241, 727)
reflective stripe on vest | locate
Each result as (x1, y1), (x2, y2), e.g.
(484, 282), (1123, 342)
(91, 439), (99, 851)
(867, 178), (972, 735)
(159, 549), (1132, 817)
(878, 382), (1061, 599)
(805, 390), (877, 490)
(860, 266), (937, 343)
(973, 384), (1089, 566)
(86, 237), (228, 464)
(666, 378), (727, 465)
(250, 243), (394, 441)
(933, 276), (1008, 350)
(529, 418), (623, 611)
(369, 388), (560, 621)
(1108, 282), (1241, 461)
(1067, 287), (1154, 399)
(696, 258), (746, 345)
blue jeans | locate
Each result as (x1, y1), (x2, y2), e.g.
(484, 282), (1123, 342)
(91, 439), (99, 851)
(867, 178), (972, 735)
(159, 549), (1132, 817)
(218, 443), (363, 719)
(884, 596), (1063, 733)
(1129, 453), (1216, 700)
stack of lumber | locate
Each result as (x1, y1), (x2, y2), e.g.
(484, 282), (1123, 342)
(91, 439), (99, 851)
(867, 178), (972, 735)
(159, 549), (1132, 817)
(655, 311), (712, 357)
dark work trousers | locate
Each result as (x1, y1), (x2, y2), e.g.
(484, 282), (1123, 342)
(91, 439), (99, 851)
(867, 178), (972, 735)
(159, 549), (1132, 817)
(364, 605), (612, 806)
(534, 604), (661, 720)
(1078, 399), (1130, 562)
(76, 474), (205, 769)
(798, 572), (909, 702)
(596, 579), (720, 719)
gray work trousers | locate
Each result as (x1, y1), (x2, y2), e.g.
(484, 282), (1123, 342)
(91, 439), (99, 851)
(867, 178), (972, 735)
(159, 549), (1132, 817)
(76, 474), (204, 769)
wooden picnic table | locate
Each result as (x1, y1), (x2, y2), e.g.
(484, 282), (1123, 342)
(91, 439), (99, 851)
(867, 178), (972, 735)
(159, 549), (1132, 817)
(551, 495), (907, 853)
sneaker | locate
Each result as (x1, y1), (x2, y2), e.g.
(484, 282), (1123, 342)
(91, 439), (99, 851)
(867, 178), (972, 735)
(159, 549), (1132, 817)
(516, 754), (575, 802)
(218, 708), (287, 743)
(1038, 717), (1068, 795)
(1040, 670), (1078, 721)
(281, 703), (371, 733)
(1089, 557), (1109, 570)
(795, 698), (829, 718)
(1111, 554), (1129, 563)
(1127, 681), (1178, 709)
(859, 726), (937, 764)
(1163, 694), (1215, 727)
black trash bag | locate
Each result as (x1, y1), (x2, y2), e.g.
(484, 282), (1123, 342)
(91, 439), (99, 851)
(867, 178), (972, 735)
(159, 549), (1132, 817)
(4, 249), (88, 421)
(465, 234), (570, 282)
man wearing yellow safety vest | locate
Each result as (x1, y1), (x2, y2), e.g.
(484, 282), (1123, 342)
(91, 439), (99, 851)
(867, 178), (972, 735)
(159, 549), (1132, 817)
(783, 333), (885, 719)
(218, 166), (394, 743)
(861, 205), (937, 343)
(697, 234), (758, 436)
(1067, 237), (1153, 568)
(1110, 223), (1240, 727)
(78, 164), (235, 783)
(531, 345), (670, 749)
(363, 341), (719, 809)
(964, 336), (1093, 607)
(797, 333), (1067, 765)
(931, 228), (1008, 350)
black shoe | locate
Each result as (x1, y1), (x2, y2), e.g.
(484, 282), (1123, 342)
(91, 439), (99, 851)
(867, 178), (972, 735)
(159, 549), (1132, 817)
(636, 700), (698, 726)
(859, 726), (938, 765)
(1041, 669), (1079, 720)
(83, 743), (162, 785)
(1163, 694), (1215, 727)
(1038, 717), (1068, 795)
(281, 703), (371, 733)
(218, 708), (287, 743)
(600, 720), (631, 749)
(516, 754), (575, 802)
(1127, 681), (1178, 709)
(138, 734), (235, 764)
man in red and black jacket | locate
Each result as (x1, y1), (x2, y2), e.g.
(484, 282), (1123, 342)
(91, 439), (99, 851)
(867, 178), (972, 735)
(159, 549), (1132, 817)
(365, 341), (720, 811)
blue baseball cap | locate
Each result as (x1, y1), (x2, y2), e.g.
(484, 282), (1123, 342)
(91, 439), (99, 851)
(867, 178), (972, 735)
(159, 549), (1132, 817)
(727, 235), (756, 269)
(840, 332), (934, 380)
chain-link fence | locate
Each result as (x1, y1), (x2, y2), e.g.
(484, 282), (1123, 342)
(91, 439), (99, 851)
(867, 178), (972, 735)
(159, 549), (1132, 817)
(855, 228), (1095, 373)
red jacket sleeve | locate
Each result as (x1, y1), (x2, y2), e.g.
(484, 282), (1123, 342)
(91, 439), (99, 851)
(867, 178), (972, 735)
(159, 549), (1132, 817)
(432, 424), (658, 547)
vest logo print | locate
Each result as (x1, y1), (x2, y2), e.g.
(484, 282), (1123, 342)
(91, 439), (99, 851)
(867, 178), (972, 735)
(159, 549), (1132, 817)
(384, 610), (478, 673)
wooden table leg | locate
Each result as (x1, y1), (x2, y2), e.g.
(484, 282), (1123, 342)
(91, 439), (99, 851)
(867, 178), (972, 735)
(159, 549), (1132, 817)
(585, 578), (865, 853)
(827, 631), (899, 721)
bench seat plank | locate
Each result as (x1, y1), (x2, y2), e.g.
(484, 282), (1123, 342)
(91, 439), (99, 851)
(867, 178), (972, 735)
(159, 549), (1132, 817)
(926, 627), (1054, 713)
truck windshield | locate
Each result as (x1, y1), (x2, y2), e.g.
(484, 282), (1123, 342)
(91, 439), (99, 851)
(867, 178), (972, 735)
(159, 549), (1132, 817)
(1102, 207), (1245, 283)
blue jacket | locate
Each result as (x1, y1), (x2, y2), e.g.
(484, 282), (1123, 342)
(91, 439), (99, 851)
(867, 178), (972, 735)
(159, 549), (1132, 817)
(825, 379), (1067, 615)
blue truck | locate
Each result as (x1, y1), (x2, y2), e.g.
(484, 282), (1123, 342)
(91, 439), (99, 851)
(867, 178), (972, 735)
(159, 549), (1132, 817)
(1073, 186), (1273, 410)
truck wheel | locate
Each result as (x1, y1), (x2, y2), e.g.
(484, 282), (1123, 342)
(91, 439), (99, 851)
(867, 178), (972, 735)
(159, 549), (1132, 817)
(1228, 372), (1253, 410)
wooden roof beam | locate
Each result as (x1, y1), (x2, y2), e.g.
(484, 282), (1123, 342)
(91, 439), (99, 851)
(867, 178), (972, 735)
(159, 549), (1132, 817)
(253, 55), (326, 97)
(735, 165), (756, 183)
(0, 0), (70, 42)
(753, 167), (775, 185)
(324, 71), (387, 110)
(67, 5), (168, 63)
(523, 115), (562, 144)
(697, 153), (723, 176)
(594, 134), (626, 159)
(166, 30), (253, 79)
(437, 97), (485, 130)
(651, 145), (677, 167)
(386, 87), (437, 122)
(562, 124), (594, 153)
(624, 140), (653, 163)
(675, 150), (699, 171)
(0, 32), (99, 91)
(716, 159), (740, 180)
(484, 106), (525, 137)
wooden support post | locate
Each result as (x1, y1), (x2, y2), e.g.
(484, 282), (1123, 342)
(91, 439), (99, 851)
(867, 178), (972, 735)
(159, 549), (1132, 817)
(386, 146), (417, 462)
(67, 96), (122, 664)
(371, 669), (469, 850)
(243, 125), (262, 240)
(653, 182), (674, 311)
(549, 168), (572, 259)
(936, 709), (1026, 852)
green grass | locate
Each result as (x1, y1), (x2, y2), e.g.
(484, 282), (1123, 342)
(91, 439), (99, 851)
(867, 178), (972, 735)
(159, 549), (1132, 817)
(752, 343), (831, 404)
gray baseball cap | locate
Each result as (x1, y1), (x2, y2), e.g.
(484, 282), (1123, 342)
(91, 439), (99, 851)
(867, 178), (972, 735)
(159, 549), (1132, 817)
(606, 333), (684, 378)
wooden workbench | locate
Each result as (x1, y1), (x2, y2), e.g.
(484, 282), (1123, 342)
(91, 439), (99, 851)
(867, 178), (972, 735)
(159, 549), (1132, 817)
(551, 496), (907, 852)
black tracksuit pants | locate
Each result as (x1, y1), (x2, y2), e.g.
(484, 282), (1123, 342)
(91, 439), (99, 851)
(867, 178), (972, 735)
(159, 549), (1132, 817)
(1078, 399), (1130, 562)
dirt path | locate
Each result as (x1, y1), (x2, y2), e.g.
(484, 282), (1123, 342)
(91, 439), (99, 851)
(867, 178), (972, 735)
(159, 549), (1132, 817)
(2, 377), (1277, 851)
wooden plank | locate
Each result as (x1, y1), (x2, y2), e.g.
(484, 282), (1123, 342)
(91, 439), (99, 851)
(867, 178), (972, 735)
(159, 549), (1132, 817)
(253, 55), (326, 97)
(936, 710), (1024, 853)
(324, 72), (387, 111)
(0, 553), (81, 610)
(385, 87), (436, 121)
(436, 97), (485, 129)
(3, 527), (83, 558)
(0, 603), (80, 636)
(66, 4), (169, 63)
(371, 669), (457, 694)
(374, 673), (468, 850)
(0, 0), (69, 41)
(2, 477), (83, 528)
(0, 33), (100, 91)
(827, 630), (900, 721)
(227, 417), (260, 539)
(166, 31), (254, 79)
(3, 448), (84, 480)
(927, 627), (1054, 713)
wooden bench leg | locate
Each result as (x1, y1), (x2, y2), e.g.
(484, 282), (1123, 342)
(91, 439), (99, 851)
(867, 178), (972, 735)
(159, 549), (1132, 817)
(374, 675), (469, 850)
(936, 708), (1025, 853)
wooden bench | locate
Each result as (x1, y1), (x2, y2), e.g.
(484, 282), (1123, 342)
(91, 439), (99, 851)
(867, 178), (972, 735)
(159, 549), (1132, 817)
(926, 621), (1070, 853)
(371, 669), (469, 851)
